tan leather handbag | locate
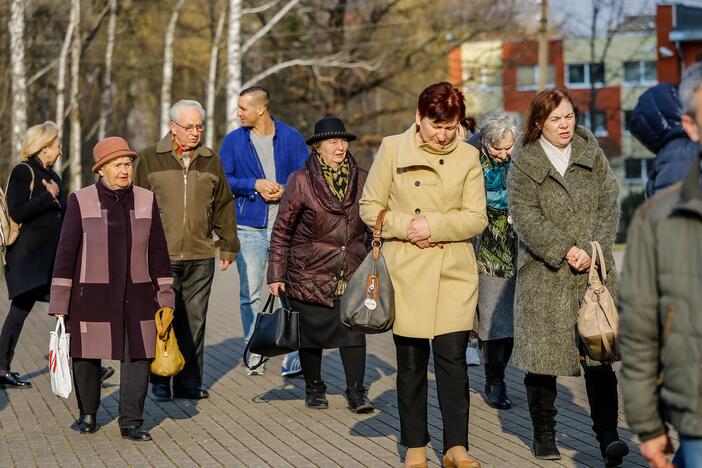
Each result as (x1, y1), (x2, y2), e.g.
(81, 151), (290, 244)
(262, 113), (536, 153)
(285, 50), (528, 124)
(577, 241), (620, 362)
(150, 307), (185, 376)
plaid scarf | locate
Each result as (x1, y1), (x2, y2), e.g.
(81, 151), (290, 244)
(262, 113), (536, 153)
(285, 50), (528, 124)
(317, 154), (350, 201)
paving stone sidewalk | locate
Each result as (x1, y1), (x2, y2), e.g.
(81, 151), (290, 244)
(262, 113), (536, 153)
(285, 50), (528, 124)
(0, 265), (652, 467)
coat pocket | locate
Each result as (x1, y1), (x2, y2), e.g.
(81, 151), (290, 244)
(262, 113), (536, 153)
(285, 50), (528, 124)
(79, 321), (112, 358)
(140, 319), (157, 359)
(659, 300), (698, 412)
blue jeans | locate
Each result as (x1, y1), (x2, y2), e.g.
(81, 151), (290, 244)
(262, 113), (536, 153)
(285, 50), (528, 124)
(236, 228), (272, 342)
(673, 436), (702, 468)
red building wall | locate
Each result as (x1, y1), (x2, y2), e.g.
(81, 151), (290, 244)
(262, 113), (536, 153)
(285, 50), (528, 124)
(657, 5), (679, 83)
(448, 46), (462, 86)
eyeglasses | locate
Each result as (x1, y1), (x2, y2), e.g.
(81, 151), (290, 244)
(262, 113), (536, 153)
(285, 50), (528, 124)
(172, 121), (205, 133)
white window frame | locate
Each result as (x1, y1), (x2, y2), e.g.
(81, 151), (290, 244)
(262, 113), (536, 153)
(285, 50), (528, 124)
(565, 62), (605, 89)
(622, 60), (657, 86)
(582, 110), (609, 137)
(623, 157), (652, 185)
(516, 65), (555, 91)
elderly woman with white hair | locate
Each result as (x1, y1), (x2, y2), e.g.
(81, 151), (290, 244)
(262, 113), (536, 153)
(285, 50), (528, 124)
(468, 112), (520, 410)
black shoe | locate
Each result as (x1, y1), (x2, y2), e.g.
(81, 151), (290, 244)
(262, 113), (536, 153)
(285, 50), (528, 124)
(485, 380), (512, 409)
(151, 383), (171, 400)
(76, 414), (97, 434)
(173, 387), (209, 399)
(120, 426), (152, 441)
(601, 439), (629, 467)
(345, 385), (374, 414)
(305, 379), (328, 409)
(100, 366), (115, 384)
(533, 433), (561, 460)
(0, 372), (32, 388)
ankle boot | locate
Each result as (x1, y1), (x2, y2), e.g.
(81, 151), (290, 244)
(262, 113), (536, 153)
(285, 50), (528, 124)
(584, 365), (629, 467)
(481, 339), (512, 409)
(304, 379), (328, 409)
(525, 373), (560, 460)
(345, 384), (374, 414)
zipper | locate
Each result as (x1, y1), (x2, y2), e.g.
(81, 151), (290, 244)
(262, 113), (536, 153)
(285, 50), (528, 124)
(181, 166), (188, 260)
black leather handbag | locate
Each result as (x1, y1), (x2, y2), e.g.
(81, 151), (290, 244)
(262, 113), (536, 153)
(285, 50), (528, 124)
(340, 209), (395, 334)
(243, 293), (300, 370)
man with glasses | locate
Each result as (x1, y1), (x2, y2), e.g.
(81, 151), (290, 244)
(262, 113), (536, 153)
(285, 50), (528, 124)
(220, 86), (308, 377)
(134, 99), (239, 400)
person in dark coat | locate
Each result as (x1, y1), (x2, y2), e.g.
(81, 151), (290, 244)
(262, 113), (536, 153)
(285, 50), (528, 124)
(629, 82), (698, 197)
(49, 137), (175, 441)
(267, 117), (373, 414)
(0, 121), (65, 388)
(467, 113), (519, 410)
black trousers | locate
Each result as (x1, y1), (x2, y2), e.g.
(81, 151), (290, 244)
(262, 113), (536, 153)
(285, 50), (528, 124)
(0, 288), (43, 372)
(152, 259), (214, 391)
(394, 331), (470, 453)
(73, 326), (151, 428)
(298, 345), (366, 387)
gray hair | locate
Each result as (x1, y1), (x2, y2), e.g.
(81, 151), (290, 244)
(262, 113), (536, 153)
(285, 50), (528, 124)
(169, 99), (206, 123)
(480, 112), (520, 148)
(680, 63), (702, 116)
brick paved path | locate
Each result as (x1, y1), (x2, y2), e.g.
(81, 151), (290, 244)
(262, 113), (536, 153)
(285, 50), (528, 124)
(0, 266), (652, 467)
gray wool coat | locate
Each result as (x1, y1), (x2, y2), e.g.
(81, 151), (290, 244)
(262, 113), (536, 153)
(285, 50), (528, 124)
(507, 126), (619, 376)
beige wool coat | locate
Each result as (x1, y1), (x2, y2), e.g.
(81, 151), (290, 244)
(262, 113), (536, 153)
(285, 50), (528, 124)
(359, 126), (487, 338)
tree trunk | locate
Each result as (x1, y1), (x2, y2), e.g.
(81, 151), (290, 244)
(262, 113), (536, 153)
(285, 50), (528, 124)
(206, 9), (226, 149)
(69, 0), (82, 191)
(98, 0), (117, 141)
(226, 0), (242, 133)
(160, 0), (185, 136)
(55, 2), (78, 174)
(9, 0), (27, 164)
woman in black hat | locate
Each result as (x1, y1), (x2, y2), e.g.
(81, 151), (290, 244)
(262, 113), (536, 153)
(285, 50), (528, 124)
(267, 117), (374, 413)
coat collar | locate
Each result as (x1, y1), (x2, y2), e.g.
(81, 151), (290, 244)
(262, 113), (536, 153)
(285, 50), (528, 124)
(395, 125), (459, 169)
(155, 133), (213, 158)
(673, 153), (702, 218)
(512, 126), (598, 184)
(306, 151), (359, 214)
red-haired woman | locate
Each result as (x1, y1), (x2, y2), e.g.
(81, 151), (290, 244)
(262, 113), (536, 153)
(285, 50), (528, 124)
(507, 88), (627, 466)
(360, 82), (487, 468)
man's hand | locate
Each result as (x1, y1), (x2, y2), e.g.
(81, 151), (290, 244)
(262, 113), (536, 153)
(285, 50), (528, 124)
(565, 245), (591, 272)
(219, 259), (231, 271)
(640, 434), (674, 468)
(263, 183), (284, 202)
(268, 282), (285, 296)
(407, 215), (431, 244)
(414, 239), (431, 249)
(255, 180), (284, 202)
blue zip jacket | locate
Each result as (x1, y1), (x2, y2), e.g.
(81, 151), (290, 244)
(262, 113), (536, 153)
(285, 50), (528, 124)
(220, 119), (308, 228)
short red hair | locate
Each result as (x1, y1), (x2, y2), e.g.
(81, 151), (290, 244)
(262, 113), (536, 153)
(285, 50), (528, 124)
(417, 82), (466, 123)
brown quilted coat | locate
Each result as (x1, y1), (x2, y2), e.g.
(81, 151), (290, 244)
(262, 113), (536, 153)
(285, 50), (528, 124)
(267, 154), (370, 307)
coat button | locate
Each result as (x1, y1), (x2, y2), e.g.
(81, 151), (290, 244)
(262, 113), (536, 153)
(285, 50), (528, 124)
(341, 246), (346, 251)
(332, 275), (338, 281)
(439, 159), (445, 165)
(415, 180), (420, 186)
(415, 208), (421, 214)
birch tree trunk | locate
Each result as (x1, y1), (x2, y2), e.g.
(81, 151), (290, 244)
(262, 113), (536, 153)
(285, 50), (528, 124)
(10, 0), (27, 164)
(98, 0), (117, 141)
(55, 2), (78, 174)
(160, 0), (185, 136)
(206, 10), (226, 149)
(69, 0), (82, 191)
(226, 0), (242, 133)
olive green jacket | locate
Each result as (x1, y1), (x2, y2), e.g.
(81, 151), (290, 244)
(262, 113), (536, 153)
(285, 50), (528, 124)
(134, 134), (239, 262)
(620, 156), (702, 441)
(508, 126), (619, 376)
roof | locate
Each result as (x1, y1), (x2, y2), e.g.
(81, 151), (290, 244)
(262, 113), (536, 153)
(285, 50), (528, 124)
(615, 15), (656, 33)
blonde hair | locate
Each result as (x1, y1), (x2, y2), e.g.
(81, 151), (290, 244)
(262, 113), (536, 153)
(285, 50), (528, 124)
(21, 121), (59, 161)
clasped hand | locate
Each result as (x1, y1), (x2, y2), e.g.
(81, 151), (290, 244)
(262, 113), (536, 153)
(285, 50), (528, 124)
(407, 215), (431, 249)
(255, 179), (284, 202)
(565, 245), (591, 272)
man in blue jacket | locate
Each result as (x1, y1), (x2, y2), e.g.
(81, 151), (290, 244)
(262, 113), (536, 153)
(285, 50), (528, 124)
(220, 86), (308, 376)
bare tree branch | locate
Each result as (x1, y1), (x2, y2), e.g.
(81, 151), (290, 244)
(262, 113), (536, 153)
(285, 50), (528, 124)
(241, 0), (279, 15)
(27, 59), (57, 86)
(241, 0), (300, 54)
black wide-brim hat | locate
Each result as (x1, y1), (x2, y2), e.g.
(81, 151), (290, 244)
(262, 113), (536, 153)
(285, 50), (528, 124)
(305, 116), (357, 145)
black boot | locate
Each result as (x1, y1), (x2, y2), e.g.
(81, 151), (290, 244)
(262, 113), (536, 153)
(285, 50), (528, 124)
(345, 384), (374, 414)
(482, 338), (513, 409)
(304, 379), (328, 409)
(584, 365), (629, 467)
(525, 373), (561, 460)
(76, 414), (98, 434)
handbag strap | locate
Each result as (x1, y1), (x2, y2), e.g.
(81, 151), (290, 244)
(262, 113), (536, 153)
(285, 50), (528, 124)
(372, 209), (388, 261)
(242, 341), (268, 370)
(587, 241), (608, 285)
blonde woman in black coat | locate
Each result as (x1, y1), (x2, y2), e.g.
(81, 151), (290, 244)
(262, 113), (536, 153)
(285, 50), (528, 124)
(0, 121), (65, 388)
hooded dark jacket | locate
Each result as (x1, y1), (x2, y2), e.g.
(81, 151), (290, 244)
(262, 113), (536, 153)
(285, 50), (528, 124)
(629, 83), (698, 197)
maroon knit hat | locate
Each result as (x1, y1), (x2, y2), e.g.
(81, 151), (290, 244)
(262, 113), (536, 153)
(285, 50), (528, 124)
(92, 136), (137, 173)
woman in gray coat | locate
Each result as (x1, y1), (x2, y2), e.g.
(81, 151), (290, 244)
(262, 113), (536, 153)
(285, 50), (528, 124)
(468, 113), (519, 410)
(507, 88), (628, 466)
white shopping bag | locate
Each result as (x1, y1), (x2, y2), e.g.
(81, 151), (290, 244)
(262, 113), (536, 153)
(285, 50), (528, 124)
(49, 316), (72, 398)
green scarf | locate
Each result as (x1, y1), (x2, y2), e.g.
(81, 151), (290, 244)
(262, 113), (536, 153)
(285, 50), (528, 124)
(317, 154), (350, 201)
